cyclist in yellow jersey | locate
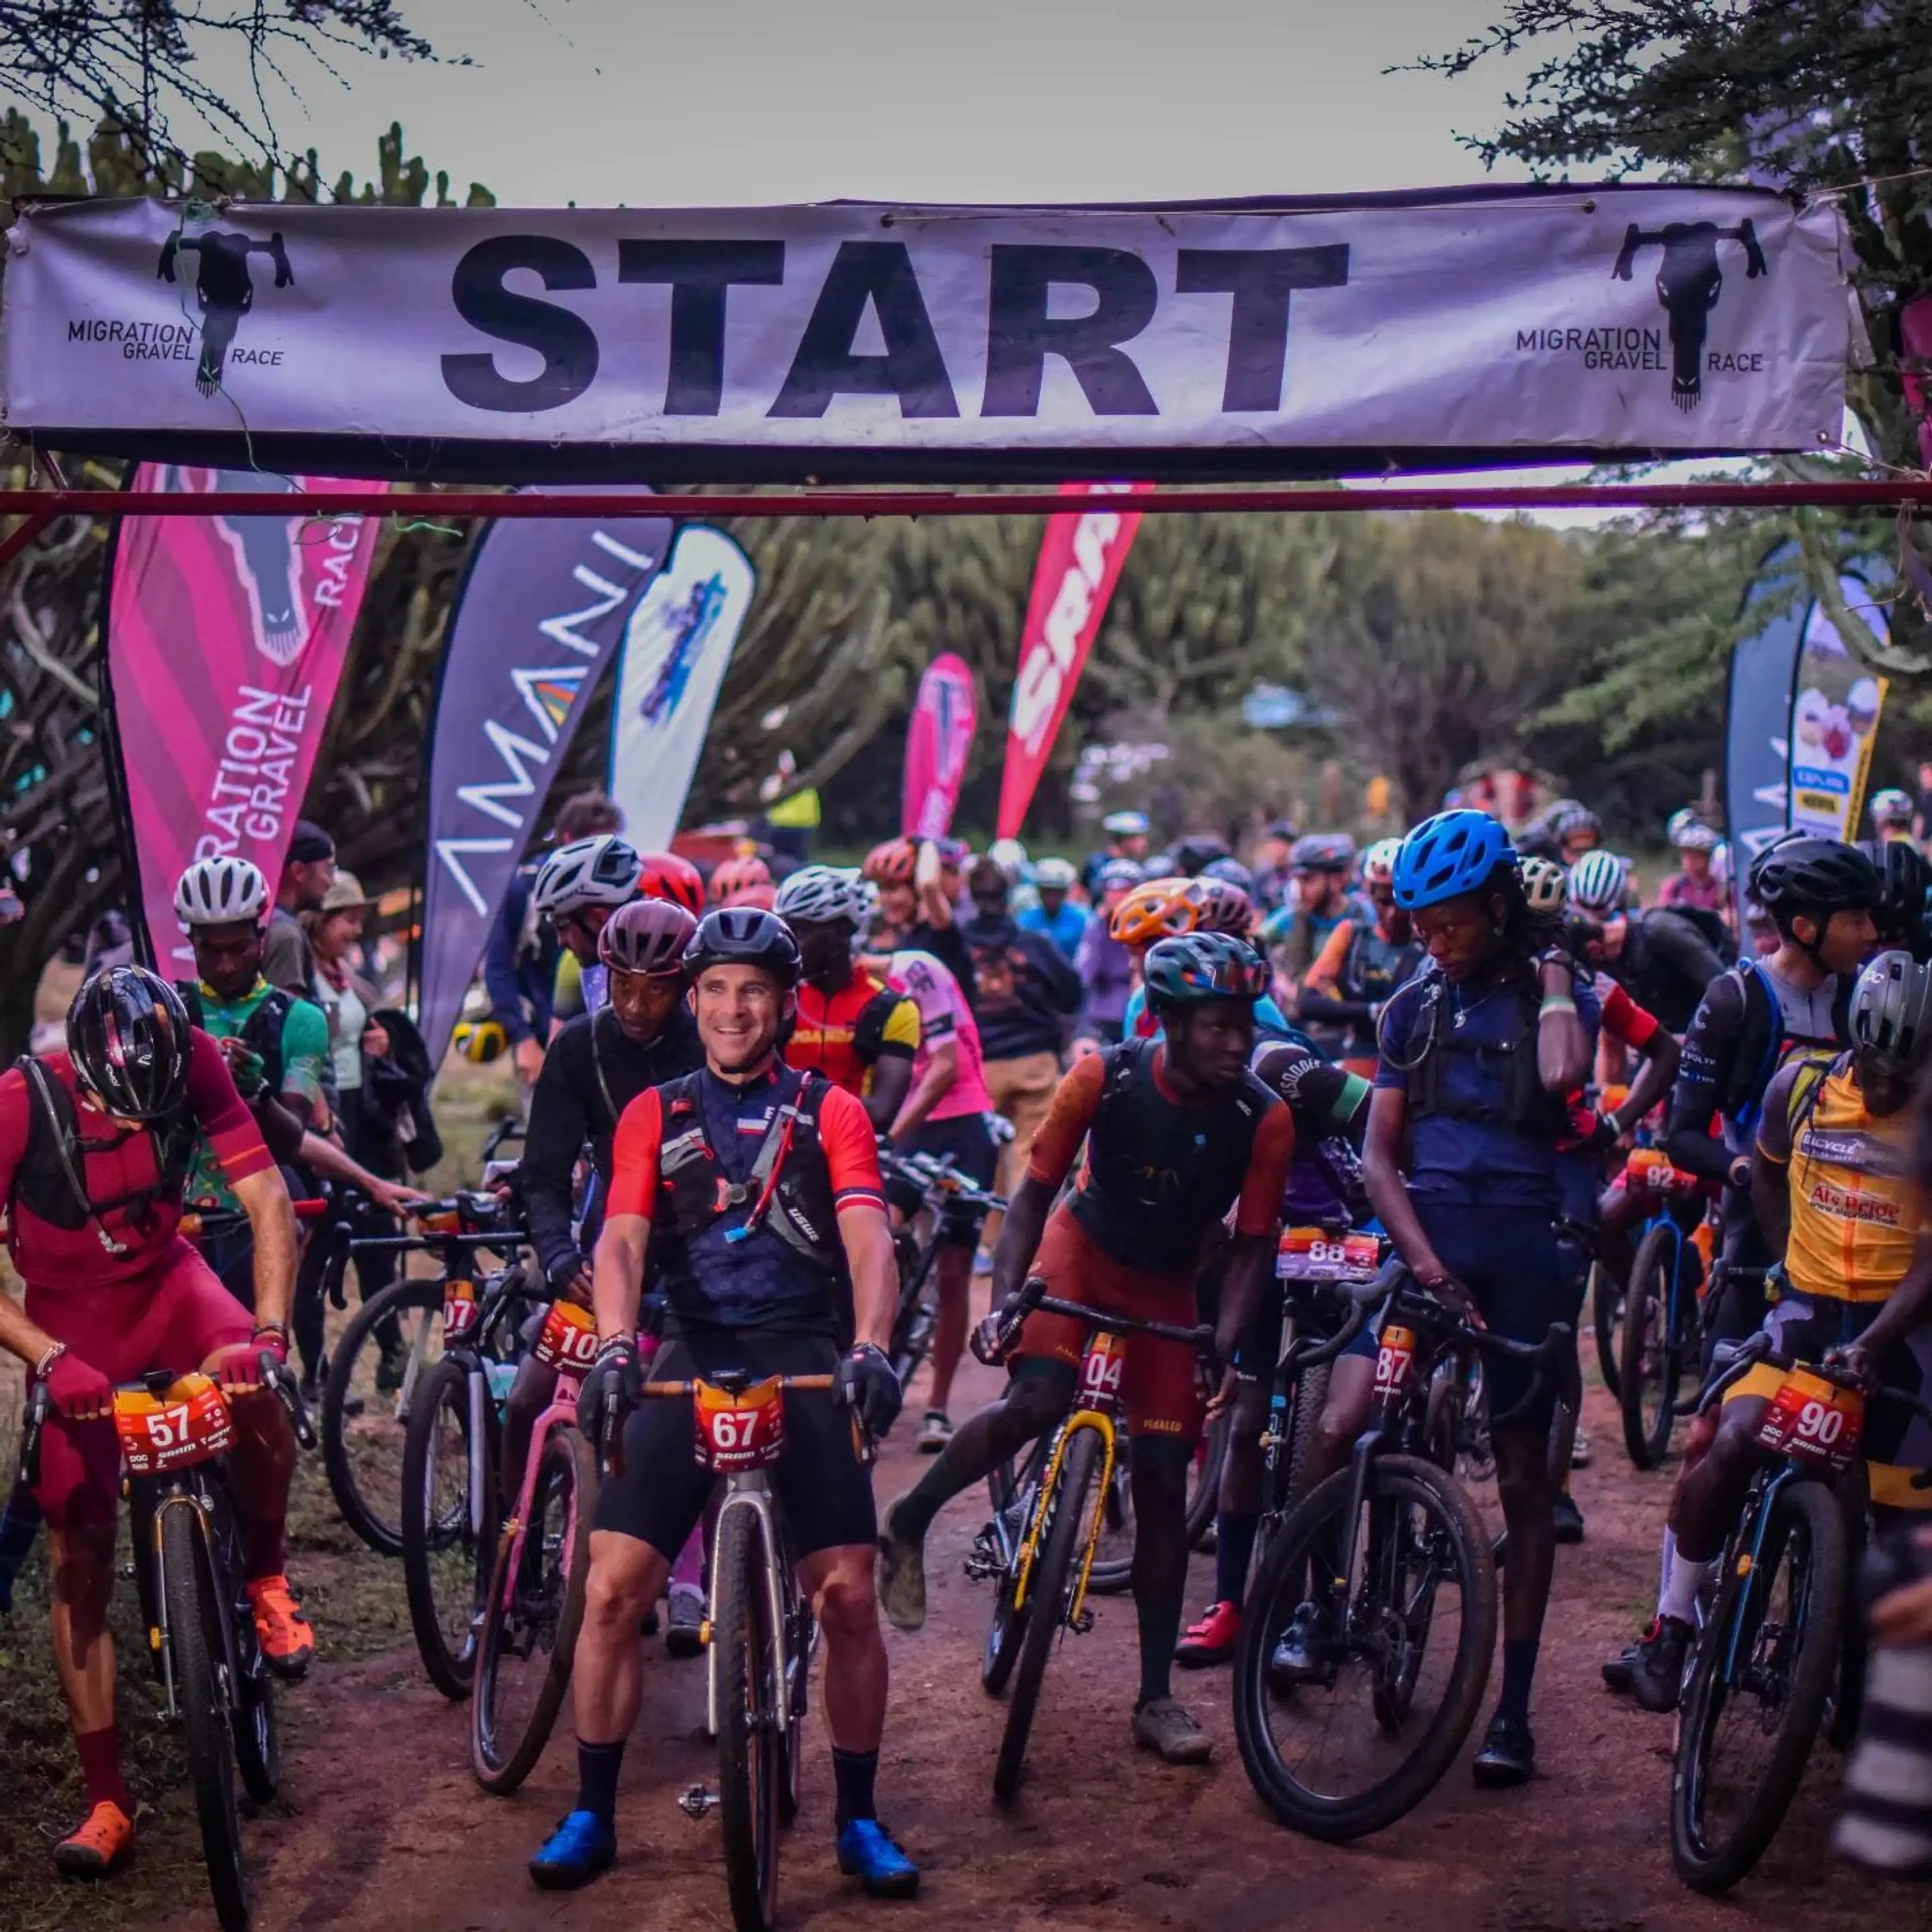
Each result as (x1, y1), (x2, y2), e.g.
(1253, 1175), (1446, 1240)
(1628, 950), (1932, 1711)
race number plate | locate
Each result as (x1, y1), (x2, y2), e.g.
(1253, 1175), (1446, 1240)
(1374, 1325), (1418, 1403)
(1277, 1227), (1381, 1282)
(1753, 1366), (1864, 1473)
(532, 1299), (599, 1372)
(442, 1279), (480, 1342)
(692, 1377), (788, 1472)
(1625, 1148), (1689, 1194)
(113, 1374), (234, 1477)
(1078, 1330), (1127, 1411)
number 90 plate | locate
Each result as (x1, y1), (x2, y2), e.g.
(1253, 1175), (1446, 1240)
(1753, 1365), (1863, 1473)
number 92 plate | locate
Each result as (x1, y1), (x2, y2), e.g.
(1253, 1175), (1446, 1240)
(1277, 1227), (1380, 1283)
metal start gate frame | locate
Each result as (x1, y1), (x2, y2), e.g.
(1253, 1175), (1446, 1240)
(2, 475), (1930, 574)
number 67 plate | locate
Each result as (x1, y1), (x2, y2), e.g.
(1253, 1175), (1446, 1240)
(1277, 1227), (1380, 1282)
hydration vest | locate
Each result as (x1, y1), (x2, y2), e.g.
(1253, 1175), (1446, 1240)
(1343, 922), (1421, 1010)
(176, 981), (296, 1101)
(1404, 972), (1569, 1141)
(649, 1066), (843, 1283)
(1070, 1039), (1275, 1272)
(7, 1056), (197, 1244)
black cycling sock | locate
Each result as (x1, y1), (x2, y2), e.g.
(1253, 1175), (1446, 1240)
(891, 1398), (1041, 1544)
(575, 1739), (625, 1824)
(1137, 1568), (1189, 1707)
(1497, 1637), (1540, 1728)
(832, 1747), (878, 1828)
(1214, 1511), (1259, 1609)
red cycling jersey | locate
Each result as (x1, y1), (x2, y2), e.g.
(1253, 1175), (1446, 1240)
(0, 1032), (271, 1291)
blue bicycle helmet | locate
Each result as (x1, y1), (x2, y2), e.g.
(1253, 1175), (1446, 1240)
(1392, 811), (1515, 912)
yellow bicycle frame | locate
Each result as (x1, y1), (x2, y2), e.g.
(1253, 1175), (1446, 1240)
(1010, 1407), (1118, 1628)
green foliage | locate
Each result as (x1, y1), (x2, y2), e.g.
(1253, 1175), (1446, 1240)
(1415, 0), (1932, 668)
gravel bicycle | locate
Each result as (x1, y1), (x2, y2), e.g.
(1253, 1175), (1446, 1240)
(21, 1352), (314, 1931)
(877, 1147), (1004, 1387)
(594, 1369), (869, 1932)
(1617, 1146), (1711, 1468)
(400, 1249), (546, 1701)
(965, 1274), (1214, 1804)
(1670, 1332), (1932, 1894)
(470, 1287), (600, 1792)
(1232, 1264), (1574, 1841)
(319, 1194), (527, 1554)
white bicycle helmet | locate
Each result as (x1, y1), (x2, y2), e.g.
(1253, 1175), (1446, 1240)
(986, 837), (1029, 883)
(1362, 838), (1402, 888)
(773, 864), (873, 928)
(1850, 950), (1932, 1067)
(1567, 849), (1629, 916)
(531, 834), (642, 919)
(1870, 787), (1916, 831)
(1518, 855), (1568, 917)
(1666, 808), (1722, 853)
(1033, 856), (1077, 891)
(175, 855), (270, 928)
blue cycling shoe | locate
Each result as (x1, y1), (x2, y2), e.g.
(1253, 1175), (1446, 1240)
(529, 1810), (616, 1890)
(837, 1818), (920, 1898)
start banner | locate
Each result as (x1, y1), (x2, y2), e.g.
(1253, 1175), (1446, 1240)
(1, 186), (1847, 480)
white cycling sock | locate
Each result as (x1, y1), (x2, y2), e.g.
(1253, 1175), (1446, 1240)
(1661, 1551), (1715, 1626)
(1654, 1526), (1677, 1621)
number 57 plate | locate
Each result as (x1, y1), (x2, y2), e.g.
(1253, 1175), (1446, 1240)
(1277, 1227), (1380, 1282)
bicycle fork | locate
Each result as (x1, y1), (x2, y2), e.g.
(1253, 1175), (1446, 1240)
(704, 1483), (793, 1747)
(1012, 1413), (1115, 1632)
(148, 1487), (229, 1725)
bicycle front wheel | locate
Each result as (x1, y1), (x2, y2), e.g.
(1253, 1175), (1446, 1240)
(471, 1426), (595, 1795)
(1085, 1412), (1226, 1596)
(322, 1275), (444, 1555)
(994, 1426), (1102, 1805)
(401, 1355), (496, 1700)
(1672, 1479), (1845, 1895)
(1234, 1454), (1497, 1842)
(162, 1502), (251, 1932)
(716, 1501), (783, 1932)
(1620, 1224), (1683, 1469)
(1590, 1260), (1623, 1404)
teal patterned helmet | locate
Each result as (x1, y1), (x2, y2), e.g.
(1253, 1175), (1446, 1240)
(1141, 932), (1270, 1010)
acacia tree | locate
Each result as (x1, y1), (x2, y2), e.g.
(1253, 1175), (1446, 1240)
(1417, 0), (1932, 669)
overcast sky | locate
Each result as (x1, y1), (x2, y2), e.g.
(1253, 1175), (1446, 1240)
(181, 0), (1543, 209)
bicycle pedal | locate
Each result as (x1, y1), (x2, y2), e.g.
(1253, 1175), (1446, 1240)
(963, 1555), (1002, 1582)
(1071, 1608), (1095, 1635)
(678, 1783), (719, 1819)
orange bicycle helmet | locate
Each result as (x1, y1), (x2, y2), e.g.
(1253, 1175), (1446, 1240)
(636, 850), (705, 916)
(1108, 875), (1199, 946)
(862, 839), (918, 886)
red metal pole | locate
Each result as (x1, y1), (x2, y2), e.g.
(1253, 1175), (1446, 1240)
(0, 480), (1927, 522)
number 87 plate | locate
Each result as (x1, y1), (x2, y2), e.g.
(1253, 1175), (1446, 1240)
(1277, 1227), (1380, 1282)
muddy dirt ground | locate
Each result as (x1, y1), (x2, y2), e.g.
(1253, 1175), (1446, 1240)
(7, 1342), (1932, 1932)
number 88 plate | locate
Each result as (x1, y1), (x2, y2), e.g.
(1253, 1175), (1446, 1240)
(1277, 1227), (1380, 1283)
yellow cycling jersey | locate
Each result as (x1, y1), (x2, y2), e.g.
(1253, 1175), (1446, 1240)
(1776, 1061), (1920, 1305)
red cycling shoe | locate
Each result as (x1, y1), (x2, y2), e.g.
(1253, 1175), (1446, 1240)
(1175, 1599), (1241, 1668)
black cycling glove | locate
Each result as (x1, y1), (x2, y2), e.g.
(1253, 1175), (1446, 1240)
(835, 1341), (902, 1440)
(577, 1334), (642, 1463)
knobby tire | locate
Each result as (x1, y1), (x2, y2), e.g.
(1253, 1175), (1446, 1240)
(716, 1503), (782, 1932)
(401, 1355), (494, 1701)
(321, 1276), (442, 1556)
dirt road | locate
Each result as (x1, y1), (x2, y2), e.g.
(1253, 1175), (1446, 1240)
(49, 1354), (1900, 1932)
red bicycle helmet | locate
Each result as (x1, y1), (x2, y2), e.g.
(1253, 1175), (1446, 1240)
(709, 854), (772, 904)
(636, 850), (705, 916)
(862, 839), (918, 886)
(598, 898), (699, 977)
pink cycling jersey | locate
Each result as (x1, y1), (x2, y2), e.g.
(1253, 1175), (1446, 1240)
(887, 949), (994, 1122)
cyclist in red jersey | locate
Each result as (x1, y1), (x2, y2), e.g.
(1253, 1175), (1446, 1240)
(876, 932), (1295, 1766)
(776, 867), (920, 1130)
(0, 967), (306, 1877)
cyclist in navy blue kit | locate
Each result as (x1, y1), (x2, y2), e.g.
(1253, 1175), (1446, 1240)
(1358, 810), (1594, 1788)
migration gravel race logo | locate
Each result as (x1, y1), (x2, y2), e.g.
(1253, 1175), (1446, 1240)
(1517, 219), (1771, 411)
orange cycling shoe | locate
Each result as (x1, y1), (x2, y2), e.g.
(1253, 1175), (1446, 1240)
(248, 1575), (315, 1678)
(54, 1800), (135, 1877)
(1174, 1600), (1241, 1668)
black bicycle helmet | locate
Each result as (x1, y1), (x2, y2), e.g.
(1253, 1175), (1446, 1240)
(682, 906), (803, 987)
(1857, 837), (1931, 951)
(67, 964), (193, 1120)
(1142, 931), (1271, 1010)
(1748, 833), (1877, 941)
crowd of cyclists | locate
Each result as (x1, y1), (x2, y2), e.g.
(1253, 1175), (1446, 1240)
(8, 774), (1932, 1912)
